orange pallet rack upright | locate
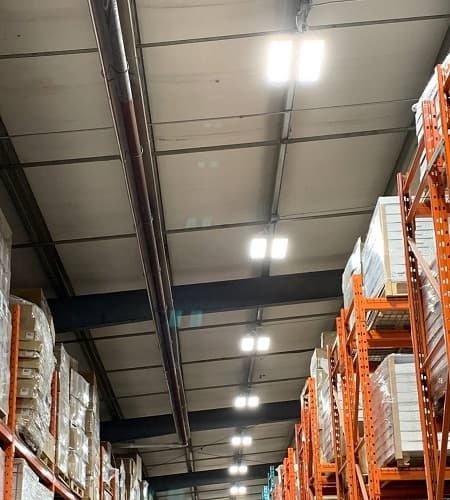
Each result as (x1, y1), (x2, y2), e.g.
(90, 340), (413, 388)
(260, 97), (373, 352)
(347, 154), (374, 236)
(282, 448), (296, 500)
(297, 378), (336, 500)
(397, 58), (450, 500)
(331, 274), (447, 500)
(0, 304), (79, 500)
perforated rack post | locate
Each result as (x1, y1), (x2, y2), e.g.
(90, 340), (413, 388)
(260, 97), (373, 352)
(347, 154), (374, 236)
(397, 58), (450, 500)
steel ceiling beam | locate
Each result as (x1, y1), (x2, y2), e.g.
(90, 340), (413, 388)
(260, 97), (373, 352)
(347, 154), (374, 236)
(147, 463), (275, 491)
(49, 269), (342, 333)
(101, 399), (300, 443)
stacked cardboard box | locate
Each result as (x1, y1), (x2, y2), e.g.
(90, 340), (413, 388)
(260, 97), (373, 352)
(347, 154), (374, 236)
(13, 459), (54, 500)
(0, 210), (12, 419)
(113, 452), (150, 499)
(12, 298), (55, 455)
(342, 238), (362, 327)
(371, 354), (423, 466)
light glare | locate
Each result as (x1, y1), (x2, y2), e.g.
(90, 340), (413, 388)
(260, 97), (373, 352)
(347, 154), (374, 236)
(271, 238), (288, 259)
(230, 486), (239, 496)
(231, 436), (242, 447)
(256, 336), (271, 351)
(247, 395), (260, 408)
(240, 336), (255, 352)
(239, 465), (248, 474)
(229, 465), (239, 475)
(267, 40), (293, 83)
(238, 486), (247, 495)
(242, 436), (252, 446)
(250, 237), (267, 259)
(298, 39), (325, 82)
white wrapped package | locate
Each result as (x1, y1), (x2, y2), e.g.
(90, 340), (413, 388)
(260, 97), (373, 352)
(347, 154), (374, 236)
(317, 375), (334, 463)
(68, 450), (87, 489)
(55, 345), (71, 474)
(362, 197), (435, 300)
(342, 237), (363, 309)
(13, 458), (54, 499)
(11, 299), (55, 455)
(371, 354), (423, 466)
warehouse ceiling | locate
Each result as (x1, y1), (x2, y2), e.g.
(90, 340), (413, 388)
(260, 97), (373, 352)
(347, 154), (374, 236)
(0, 0), (450, 498)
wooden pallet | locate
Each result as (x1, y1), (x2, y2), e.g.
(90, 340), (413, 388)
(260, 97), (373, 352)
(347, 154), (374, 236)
(56, 468), (71, 490)
(0, 404), (7, 422)
(70, 479), (85, 498)
(39, 451), (53, 470)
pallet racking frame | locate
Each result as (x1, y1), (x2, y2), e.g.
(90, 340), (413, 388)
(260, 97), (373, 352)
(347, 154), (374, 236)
(329, 274), (447, 499)
(397, 58), (450, 500)
(282, 448), (296, 500)
(0, 304), (79, 499)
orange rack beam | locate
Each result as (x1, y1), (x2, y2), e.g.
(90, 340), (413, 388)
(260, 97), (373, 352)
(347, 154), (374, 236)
(397, 58), (450, 500)
(298, 378), (337, 500)
(331, 274), (450, 500)
(1, 304), (79, 500)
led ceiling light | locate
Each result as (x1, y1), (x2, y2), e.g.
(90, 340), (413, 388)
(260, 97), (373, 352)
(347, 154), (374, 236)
(271, 237), (288, 259)
(256, 336), (271, 351)
(267, 40), (293, 83)
(298, 39), (325, 82)
(240, 336), (255, 352)
(229, 464), (248, 475)
(230, 435), (252, 447)
(233, 395), (259, 409)
(249, 237), (267, 259)
(230, 486), (239, 496)
(238, 486), (247, 495)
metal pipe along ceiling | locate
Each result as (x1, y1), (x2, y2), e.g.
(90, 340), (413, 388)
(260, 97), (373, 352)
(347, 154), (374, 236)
(87, 0), (194, 471)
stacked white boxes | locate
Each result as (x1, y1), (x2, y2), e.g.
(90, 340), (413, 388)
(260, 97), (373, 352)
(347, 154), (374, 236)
(13, 459), (54, 500)
(0, 210), (12, 419)
(13, 298), (55, 455)
(371, 354), (423, 467)
(68, 369), (90, 490)
(342, 238), (363, 329)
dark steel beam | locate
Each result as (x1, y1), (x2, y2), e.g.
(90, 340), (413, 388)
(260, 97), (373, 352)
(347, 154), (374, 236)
(101, 399), (300, 443)
(147, 463), (275, 491)
(49, 269), (342, 333)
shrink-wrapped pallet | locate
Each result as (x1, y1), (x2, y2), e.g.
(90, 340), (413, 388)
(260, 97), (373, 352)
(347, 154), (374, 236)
(12, 298), (55, 455)
(371, 354), (423, 466)
(13, 459), (54, 499)
(0, 210), (11, 419)
(85, 373), (101, 500)
(55, 345), (71, 474)
(420, 260), (447, 407)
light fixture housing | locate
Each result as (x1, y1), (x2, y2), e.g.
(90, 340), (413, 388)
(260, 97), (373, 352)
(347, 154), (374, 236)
(247, 395), (260, 408)
(238, 486), (247, 495)
(249, 237), (267, 259)
(233, 395), (259, 409)
(267, 40), (293, 83)
(270, 237), (288, 259)
(256, 336), (271, 351)
(231, 436), (242, 447)
(240, 336), (255, 352)
(233, 396), (247, 409)
(242, 435), (253, 446)
(298, 39), (325, 82)
(230, 486), (239, 496)
(229, 464), (248, 475)
(230, 435), (252, 447)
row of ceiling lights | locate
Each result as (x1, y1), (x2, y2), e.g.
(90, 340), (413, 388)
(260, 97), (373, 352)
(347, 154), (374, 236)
(229, 37), (324, 497)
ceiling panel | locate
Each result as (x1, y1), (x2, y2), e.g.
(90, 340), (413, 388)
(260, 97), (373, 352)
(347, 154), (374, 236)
(12, 128), (118, 163)
(146, 462), (188, 476)
(140, 448), (187, 467)
(0, 53), (111, 135)
(95, 334), (161, 371)
(178, 309), (257, 330)
(308, 0), (450, 25)
(0, 180), (30, 244)
(290, 99), (413, 139)
(0, 0), (96, 54)
(25, 161), (134, 240)
(91, 321), (155, 339)
(119, 392), (172, 419)
(11, 248), (53, 293)
(159, 146), (276, 230)
(110, 366), (167, 397)
(181, 323), (255, 363)
(262, 299), (341, 320)
(293, 21), (449, 110)
(167, 225), (265, 285)
(270, 214), (371, 275)
(136, 0), (296, 43)
(183, 358), (246, 389)
(254, 379), (303, 403)
(153, 113), (282, 152)
(252, 352), (311, 382)
(279, 133), (405, 217)
(143, 37), (288, 122)
(57, 237), (145, 294)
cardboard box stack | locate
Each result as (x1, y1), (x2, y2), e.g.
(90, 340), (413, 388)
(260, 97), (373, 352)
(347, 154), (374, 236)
(12, 297), (55, 455)
(55, 345), (71, 476)
(0, 210), (12, 419)
(13, 459), (53, 500)
(342, 238), (363, 329)
(371, 354), (423, 466)
(114, 452), (149, 499)
(85, 374), (101, 500)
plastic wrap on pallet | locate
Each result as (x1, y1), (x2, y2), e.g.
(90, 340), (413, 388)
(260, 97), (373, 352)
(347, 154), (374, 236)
(316, 375), (334, 463)
(68, 450), (87, 489)
(13, 458), (54, 500)
(70, 370), (90, 407)
(55, 345), (71, 475)
(362, 197), (435, 302)
(420, 260), (447, 406)
(371, 354), (423, 467)
(10, 298), (55, 455)
(342, 237), (363, 309)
